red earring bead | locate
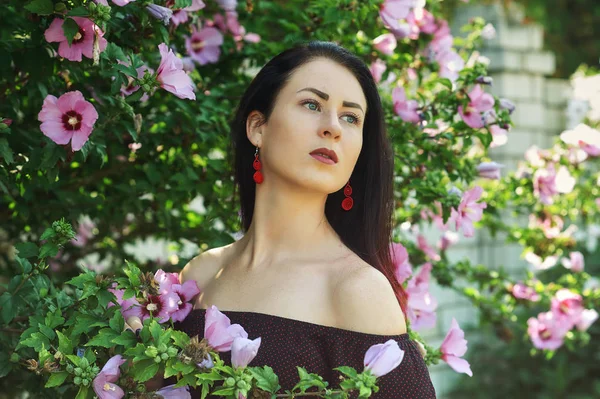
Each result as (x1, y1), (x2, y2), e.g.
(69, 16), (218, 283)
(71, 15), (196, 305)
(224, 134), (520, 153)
(253, 150), (263, 184)
(342, 181), (353, 211)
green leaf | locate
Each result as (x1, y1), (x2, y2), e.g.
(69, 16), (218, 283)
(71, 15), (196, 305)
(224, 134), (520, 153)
(0, 138), (13, 164)
(39, 242), (59, 260)
(149, 320), (162, 343)
(67, 272), (97, 289)
(24, 0), (54, 15)
(20, 332), (50, 351)
(84, 348), (96, 364)
(174, 373), (197, 388)
(67, 6), (89, 17)
(45, 310), (65, 329)
(57, 330), (74, 355)
(125, 343), (149, 363)
(175, 0), (193, 8)
(109, 311), (125, 332)
(62, 18), (80, 47)
(45, 371), (70, 388)
(74, 385), (89, 399)
(0, 352), (12, 378)
(14, 242), (38, 259)
(97, 288), (115, 309)
(73, 314), (108, 336)
(210, 387), (236, 396)
(0, 292), (15, 324)
(131, 359), (160, 382)
(39, 324), (56, 340)
(15, 257), (33, 274)
(112, 330), (138, 347)
(85, 328), (120, 348)
(170, 330), (190, 348)
(249, 366), (280, 393)
(39, 227), (56, 241)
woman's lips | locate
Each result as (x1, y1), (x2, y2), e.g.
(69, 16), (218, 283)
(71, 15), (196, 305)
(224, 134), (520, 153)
(310, 154), (336, 165)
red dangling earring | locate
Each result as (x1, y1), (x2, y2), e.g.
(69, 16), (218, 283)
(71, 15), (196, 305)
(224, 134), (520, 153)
(341, 181), (353, 211)
(253, 146), (264, 184)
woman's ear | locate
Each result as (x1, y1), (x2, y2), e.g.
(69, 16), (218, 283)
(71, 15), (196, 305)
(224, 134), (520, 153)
(246, 110), (265, 147)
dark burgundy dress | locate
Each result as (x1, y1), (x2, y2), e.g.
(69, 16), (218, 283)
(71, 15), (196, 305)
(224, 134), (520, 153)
(174, 308), (436, 398)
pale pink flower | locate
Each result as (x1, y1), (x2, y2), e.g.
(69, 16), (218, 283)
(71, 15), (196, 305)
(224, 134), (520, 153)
(406, 263), (437, 331)
(448, 186), (487, 237)
(44, 17), (108, 62)
(155, 270), (180, 294)
(489, 124), (508, 148)
(561, 251), (584, 272)
(185, 26), (224, 65)
(38, 91), (99, 151)
(440, 318), (472, 376)
(379, 0), (415, 33)
(363, 339), (405, 377)
(406, 7), (437, 38)
(170, 0), (206, 26)
(391, 242), (412, 284)
(476, 161), (504, 180)
(170, 281), (201, 322)
(551, 289), (584, 328)
(560, 123), (600, 157)
(130, 292), (180, 323)
(217, 0), (237, 11)
(154, 384), (191, 399)
(533, 165), (558, 205)
(70, 217), (96, 248)
(417, 235), (440, 262)
(156, 43), (196, 100)
(370, 59), (387, 83)
(511, 283), (540, 302)
(528, 214), (564, 239)
(438, 231), (459, 251)
(527, 311), (569, 350)
(458, 85), (495, 128)
(93, 355), (126, 399)
(392, 86), (421, 123)
(108, 286), (141, 320)
(525, 252), (558, 271)
(94, 0), (135, 6)
(555, 166), (576, 194)
(576, 309), (598, 332)
(205, 305), (249, 352)
(373, 33), (397, 56)
(421, 201), (447, 230)
(231, 336), (262, 368)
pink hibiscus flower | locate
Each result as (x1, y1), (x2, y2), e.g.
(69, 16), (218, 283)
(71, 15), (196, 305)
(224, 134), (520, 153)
(448, 186), (487, 238)
(511, 282), (540, 302)
(458, 85), (495, 129)
(44, 17), (108, 62)
(476, 161), (504, 180)
(204, 305), (248, 352)
(185, 26), (224, 65)
(170, 281), (201, 322)
(93, 355), (126, 399)
(561, 251), (585, 273)
(38, 91), (99, 151)
(406, 263), (437, 331)
(527, 311), (569, 350)
(379, 0), (415, 33)
(363, 339), (405, 378)
(391, 242), (413, 284)
(156, 43), (196, 100)
(231, 336), (262, 369)
(370, 59), (387, 83)
(373, 33), (397, 56)
(551, 289), (584, 328)
(440, 318), (472, 376)
(392, 86), (421, 123)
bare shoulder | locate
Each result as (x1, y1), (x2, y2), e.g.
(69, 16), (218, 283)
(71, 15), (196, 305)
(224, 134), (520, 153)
(332, 258), (407, 335)
(179, 243), (235, 289)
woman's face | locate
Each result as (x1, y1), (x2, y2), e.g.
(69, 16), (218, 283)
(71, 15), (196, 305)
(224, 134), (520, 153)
(249, 57), (367, 195)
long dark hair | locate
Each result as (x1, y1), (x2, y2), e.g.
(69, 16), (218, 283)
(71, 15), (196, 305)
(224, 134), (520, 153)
(229, 41), (406, 313)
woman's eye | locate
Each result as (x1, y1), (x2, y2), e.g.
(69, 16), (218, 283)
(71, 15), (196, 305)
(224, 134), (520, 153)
(304, 101), (319, 111)
(342, 115), (357, 124)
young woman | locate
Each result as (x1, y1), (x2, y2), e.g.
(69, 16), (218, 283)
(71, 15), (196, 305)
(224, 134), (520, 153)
(134, 41), (436, 398)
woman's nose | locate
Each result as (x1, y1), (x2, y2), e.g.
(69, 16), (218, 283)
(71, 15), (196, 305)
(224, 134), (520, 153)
(319, 112), (342, 139)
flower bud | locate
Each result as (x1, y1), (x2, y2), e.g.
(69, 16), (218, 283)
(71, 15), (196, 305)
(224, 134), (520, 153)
(225, 377), (236, 387)
(40, 288), (48, 298)
(74, 376), (81, 385)
(157, 343), (168, 353)
(79, 358), (89, 369)
(237, 380), (248, 390)
(10, 353), (20, 363)
(145, 346), (158, 358)
(154, 356), (162, 363)
(82, 378), (90, 386)
(160, 353), (169, 361)
(74, 367), (82, 376)
(167, 347), (178, 357)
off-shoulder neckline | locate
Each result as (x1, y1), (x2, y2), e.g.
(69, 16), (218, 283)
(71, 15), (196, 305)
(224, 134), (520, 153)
(189, 308), (410, 340)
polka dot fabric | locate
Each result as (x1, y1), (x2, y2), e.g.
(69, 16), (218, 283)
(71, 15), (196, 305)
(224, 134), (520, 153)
(174, 309), (436, 398)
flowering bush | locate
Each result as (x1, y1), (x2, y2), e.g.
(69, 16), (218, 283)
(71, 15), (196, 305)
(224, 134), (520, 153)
(1, 0), (597, 397)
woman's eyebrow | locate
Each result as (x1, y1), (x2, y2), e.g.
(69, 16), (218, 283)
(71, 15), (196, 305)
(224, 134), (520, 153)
(296, 87), (364, 113)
